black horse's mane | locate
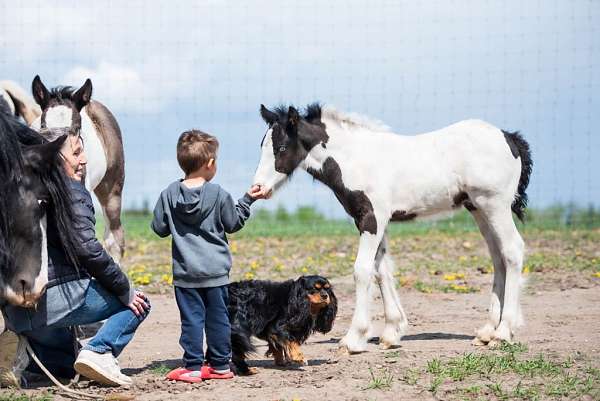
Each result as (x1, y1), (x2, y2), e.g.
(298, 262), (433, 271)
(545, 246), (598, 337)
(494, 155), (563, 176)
(0, 113), (80, 273)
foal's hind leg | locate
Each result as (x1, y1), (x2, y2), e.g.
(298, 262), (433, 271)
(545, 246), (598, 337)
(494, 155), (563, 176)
(374, 235), (408, 349)
(470, 209), (507, 345)
(476, 201), (525, 345)
(94, 183), (125, 263)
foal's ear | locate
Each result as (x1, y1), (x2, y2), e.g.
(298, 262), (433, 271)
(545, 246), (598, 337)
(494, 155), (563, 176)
(23, 135), (67, 172)
(32, 75), (50, 109)
(288, 106), (300, 126)
(72, 79), (93, 111)
(260, 104), (278, 127)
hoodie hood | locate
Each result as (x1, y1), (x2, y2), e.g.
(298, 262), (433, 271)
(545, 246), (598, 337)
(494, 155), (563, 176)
(166, 181), (220, 223)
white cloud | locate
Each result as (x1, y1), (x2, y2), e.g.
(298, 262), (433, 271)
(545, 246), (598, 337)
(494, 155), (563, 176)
(62, 62), (166, 113)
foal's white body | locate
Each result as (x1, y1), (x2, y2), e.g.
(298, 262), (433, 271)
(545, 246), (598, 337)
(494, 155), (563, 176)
(256, 106), (528, 352)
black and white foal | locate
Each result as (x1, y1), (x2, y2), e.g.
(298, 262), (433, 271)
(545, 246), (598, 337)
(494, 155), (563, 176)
(253, 104), (532, 353)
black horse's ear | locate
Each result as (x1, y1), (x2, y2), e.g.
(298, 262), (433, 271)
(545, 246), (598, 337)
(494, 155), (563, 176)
(72, 79), (93, 111)
(23, 135), (67, 172)
(32, 75), (50, 109)
(315, 287), (338, 333)
(260, 104), (278, 127)
(288, 106), (300, 126)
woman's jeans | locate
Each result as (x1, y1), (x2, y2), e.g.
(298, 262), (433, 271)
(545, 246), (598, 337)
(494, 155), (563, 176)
(23, 280), (150, 378)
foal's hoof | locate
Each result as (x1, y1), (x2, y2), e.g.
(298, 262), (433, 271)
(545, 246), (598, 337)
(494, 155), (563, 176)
(471, 337), (489, 347)
(336, 345), (351, 356)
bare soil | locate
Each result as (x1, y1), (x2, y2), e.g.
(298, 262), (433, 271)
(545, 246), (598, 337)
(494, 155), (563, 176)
(2, 272), (599, 401)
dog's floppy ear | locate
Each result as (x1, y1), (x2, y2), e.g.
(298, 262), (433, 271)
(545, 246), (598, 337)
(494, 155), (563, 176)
(315, 286), (338, 333)
(286, 277), (312, 331)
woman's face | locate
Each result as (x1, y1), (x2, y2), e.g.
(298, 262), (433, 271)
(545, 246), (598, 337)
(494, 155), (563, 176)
(61, 135), (87, 181)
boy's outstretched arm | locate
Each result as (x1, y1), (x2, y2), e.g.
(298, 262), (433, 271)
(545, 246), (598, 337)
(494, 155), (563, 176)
(151, 194), (171, 237)
(220, 188), (258, 234)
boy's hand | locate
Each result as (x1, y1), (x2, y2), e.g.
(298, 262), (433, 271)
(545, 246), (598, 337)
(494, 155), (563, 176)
(248, 185), (267, 199)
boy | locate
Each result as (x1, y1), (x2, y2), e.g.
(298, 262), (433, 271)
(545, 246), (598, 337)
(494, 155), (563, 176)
(151, 130), (264, 382)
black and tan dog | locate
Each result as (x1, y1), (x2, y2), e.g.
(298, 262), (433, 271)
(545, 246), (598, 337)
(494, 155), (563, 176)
(228, 275), (337, 374)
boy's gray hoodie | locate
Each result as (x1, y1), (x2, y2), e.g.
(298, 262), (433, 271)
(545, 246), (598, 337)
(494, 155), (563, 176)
(151, 181), (255, 288)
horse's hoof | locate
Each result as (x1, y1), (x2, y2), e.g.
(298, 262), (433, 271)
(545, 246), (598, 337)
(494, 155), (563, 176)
(472, 337), (489, 346)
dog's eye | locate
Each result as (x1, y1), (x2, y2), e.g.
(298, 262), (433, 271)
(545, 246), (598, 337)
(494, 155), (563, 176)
(278, 145), (286, 153)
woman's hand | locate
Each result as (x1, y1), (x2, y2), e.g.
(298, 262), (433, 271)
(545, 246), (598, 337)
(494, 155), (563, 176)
(129, 291), (150, 316)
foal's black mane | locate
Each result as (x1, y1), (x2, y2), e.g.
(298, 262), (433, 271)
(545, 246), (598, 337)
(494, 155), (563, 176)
(0, 113), (80, 273)
(272, 103), (323, 124)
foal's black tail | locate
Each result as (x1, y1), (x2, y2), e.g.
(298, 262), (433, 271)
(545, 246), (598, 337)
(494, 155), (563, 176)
(503, 130), (533, 223)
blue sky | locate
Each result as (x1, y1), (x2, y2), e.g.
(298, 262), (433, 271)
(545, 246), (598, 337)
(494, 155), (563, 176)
(2, 0), (599, 217)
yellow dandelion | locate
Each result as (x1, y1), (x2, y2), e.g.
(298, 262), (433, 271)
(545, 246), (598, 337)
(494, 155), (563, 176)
(443, 274), (457, 281)
(250, 260), (259, 270)
(458, 255), (468, 262)
(593, 272), (600, 279)
(244, 271), (255, 280)
(523, 266), (530, 274)
(301, 266), (309, 274)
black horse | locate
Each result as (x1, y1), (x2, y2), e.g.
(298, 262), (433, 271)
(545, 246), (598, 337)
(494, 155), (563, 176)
(0, 113), (79, 307)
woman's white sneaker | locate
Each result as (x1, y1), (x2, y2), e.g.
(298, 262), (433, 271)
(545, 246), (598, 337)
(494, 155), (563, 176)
(74, 349), (132, 387)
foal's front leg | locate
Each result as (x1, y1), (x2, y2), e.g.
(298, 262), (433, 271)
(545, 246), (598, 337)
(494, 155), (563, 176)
(374, 236), (409, 348)
(340, 230), (384, 353)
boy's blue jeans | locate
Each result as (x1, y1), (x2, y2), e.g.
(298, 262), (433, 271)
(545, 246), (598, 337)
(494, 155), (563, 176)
(23, 280), (150, 377)
(175, 285), (231, 371)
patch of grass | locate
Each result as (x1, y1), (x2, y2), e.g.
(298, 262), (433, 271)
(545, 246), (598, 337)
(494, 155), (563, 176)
(363, 367), (394, 391)
(149, 363), (172, 376)
(419, 343), (600, 400)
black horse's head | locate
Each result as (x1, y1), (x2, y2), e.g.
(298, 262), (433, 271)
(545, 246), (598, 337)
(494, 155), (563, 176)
(253, 103), (329, 197)
(0, 113), (78, 307)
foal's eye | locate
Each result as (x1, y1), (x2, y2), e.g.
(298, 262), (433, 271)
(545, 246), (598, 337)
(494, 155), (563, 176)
(278, 146), (286, 153)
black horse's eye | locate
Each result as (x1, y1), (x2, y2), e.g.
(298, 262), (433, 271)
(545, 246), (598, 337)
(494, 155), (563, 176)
(278, 146), (286, 153)
(38, 199), (49, 211)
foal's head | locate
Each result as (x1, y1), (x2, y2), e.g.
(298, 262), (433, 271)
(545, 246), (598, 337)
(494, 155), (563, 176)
(253, 104), (328, 197)
(32, 75), (92, 134)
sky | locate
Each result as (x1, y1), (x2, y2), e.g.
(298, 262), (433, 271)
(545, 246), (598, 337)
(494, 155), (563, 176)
(2, 0), (598, 217)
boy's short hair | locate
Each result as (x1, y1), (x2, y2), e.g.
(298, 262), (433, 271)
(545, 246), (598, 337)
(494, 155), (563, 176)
(177, 130), (219, 175)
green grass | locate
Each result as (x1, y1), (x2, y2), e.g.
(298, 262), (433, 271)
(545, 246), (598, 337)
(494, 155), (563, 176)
(362, 367), (394, 391)
(419, 342), (600, 400)
(148, 363), (172, 376)
(99, 204), (600, 241)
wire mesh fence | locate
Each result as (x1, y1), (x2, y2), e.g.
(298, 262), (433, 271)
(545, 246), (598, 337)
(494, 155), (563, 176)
(2, 0), (599, 230)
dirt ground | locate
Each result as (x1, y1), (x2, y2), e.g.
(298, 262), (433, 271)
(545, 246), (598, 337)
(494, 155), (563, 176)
(2, 272), (599, 401)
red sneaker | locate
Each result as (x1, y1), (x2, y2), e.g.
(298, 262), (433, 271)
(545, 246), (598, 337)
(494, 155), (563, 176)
(166, 367), (203, 383)
(200, 365), (234, 379)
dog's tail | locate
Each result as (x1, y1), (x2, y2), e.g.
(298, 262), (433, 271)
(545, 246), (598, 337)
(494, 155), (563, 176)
(231, 326), (256, 361)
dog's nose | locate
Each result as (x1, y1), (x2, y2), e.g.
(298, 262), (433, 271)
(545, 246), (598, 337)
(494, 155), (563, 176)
(320, 293), (328, 300)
